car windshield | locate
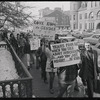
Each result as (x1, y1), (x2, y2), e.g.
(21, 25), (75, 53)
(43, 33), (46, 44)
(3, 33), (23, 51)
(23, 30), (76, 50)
(92, 35), (100, 39)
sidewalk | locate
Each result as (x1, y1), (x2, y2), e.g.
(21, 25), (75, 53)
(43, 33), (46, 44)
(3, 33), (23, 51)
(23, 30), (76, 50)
(29, 63), (85, 97)
(21, 54), (100, 97)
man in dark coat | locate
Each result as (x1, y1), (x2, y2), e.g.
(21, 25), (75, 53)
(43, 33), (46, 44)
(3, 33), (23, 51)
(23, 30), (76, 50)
(36, 38), (48, 84)
(79, 42), (100, 97)
(9, 33), (18, 53)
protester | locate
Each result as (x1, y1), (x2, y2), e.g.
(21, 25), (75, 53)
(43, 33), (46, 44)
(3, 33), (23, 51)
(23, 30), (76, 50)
(57, 64), (79, 97)
(18, 33), (26, 57)
(36, 38), (48, 84)
(16, 33), (20, 55)
(42, 40), (57, 94)
(55, 38), (80, 97)
(79, 42), (100, 97)
(9, 33), (18, 53)
(24, 35), (31, 70)
(29, 35), (37, 68)
(36, 39), (43, 69)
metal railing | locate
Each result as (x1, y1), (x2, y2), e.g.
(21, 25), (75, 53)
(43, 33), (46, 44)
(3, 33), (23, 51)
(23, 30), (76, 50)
(0, 39), (33, 98)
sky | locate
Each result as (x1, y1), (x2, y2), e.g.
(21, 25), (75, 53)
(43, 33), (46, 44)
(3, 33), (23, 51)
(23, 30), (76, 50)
(21, 1), (70, 18)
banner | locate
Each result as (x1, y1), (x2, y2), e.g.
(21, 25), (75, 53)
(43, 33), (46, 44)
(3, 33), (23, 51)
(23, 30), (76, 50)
(33, 20), (56, 40)
(51, 41), (81, 68)
(29, 38), (40, 50)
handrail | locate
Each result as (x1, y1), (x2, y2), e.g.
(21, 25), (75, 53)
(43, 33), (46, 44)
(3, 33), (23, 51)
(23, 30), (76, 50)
(0, 38), (33, 97)
(5, 38), (33, 79)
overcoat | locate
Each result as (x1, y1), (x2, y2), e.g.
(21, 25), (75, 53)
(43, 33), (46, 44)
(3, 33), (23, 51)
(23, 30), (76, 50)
(79, 49), (99, 89)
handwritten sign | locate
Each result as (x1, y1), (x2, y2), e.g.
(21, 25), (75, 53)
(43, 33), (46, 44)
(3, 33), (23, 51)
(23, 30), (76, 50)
(51, 41), (81, 68)
(33, 20), (56, 40)
(98, 55), (100, 68)
(29, 38), (40, 50)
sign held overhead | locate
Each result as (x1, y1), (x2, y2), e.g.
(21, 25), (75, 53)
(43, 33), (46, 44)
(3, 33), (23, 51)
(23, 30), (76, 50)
(33, 20), (56, 40)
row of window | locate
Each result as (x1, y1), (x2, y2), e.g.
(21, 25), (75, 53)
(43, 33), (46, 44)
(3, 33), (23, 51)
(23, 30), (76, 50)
(73, 11), (100, 20)
(80, 2), (100, 9)
(73, 2), (100, 12)
(79, 22), (94, 30)
(91, 1), (100, 7)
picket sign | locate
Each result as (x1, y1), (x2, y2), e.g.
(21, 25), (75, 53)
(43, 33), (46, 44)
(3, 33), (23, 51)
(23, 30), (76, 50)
(32, 19), (56, 40)
(51, 41), (81, 68)
(29, 38), (40, 50)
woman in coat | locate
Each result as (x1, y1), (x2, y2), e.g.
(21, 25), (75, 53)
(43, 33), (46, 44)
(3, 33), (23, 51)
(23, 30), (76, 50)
(42, 40), (57, 94)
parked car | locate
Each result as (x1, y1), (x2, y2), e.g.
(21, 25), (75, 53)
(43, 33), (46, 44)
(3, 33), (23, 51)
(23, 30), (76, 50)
(83, 34), (100, 45)
(82, 31), (94, 38)
(92, 44), (100, 67)
(72, 31), (83, 39)
(58, 35), (76, 42)
(92, 43), (100, 55)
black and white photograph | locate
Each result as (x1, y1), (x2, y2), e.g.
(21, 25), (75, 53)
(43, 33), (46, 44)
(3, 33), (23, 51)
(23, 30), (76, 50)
(0, 1), (100, 98)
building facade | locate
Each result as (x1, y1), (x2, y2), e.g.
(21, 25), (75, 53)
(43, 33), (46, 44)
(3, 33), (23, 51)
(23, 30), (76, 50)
(70, 1), (100, 31)
(39, 7), (53, 19)
(39, 7), (70, 30)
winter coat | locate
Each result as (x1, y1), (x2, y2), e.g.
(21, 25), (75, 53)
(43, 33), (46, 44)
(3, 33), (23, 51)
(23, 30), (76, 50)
(79, 49), (100, 89)
(24, 40), (30, 54)
(43, 47), (57, 72)
(36, 46), (47, 65)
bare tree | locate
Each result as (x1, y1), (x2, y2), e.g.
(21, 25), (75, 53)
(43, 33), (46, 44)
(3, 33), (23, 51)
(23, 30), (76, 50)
(0, 2), (35, 30)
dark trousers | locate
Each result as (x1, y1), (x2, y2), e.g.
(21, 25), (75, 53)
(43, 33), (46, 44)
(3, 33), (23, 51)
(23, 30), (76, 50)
(41, 63), (47, 81)
(49, 72), (55, 89)
(86, 77), (94, 97)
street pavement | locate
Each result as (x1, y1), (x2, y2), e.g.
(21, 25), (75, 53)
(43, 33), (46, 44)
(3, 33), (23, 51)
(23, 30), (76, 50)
(21, 53), (100, 98)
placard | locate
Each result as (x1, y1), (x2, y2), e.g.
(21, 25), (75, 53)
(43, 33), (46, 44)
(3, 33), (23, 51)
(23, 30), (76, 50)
(33, 20), (56, 40)
(98, 55), (100, 68)
(51, 41), (81, 68)
(29, 38), (40, 50)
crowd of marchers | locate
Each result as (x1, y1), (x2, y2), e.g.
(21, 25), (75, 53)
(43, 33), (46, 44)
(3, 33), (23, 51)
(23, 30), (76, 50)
(3, 30), (100, 97)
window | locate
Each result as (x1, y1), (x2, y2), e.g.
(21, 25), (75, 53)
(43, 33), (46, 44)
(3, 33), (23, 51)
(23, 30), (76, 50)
(85, 13), (87, 19)
(97, 11), (100, 19)
(85, 23), (87, 29)
(85, 2), (87, 7)
(89, 12), (94, 19)
(91, 23), (92, 30)
(82, 2), (85, 8)
(93, 23), (94, 30)
(74, 23), (76, 29)
(89, 23), (90, 29)
(80, 23), (82, 29)
(73, 15), (75, 20)
(80, 14), (82, 19)
(91, 2), (93, 7)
